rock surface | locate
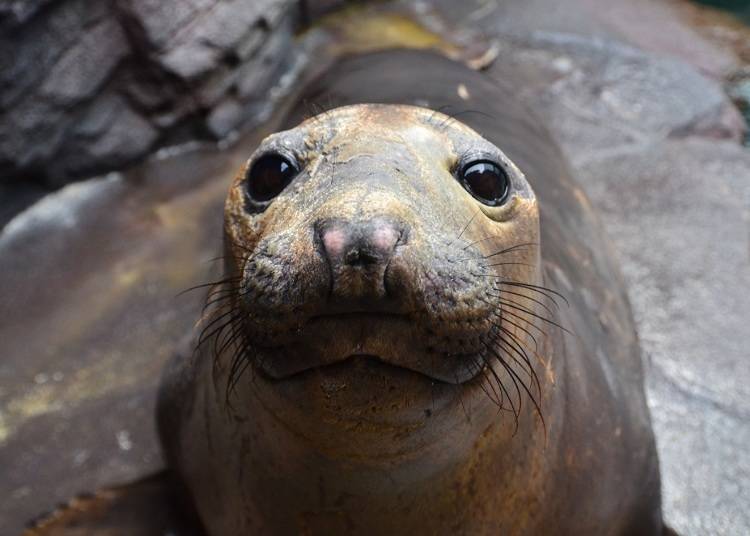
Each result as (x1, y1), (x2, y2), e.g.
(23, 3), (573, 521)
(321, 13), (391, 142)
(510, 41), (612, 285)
(0, 147), (244, 535)
(485, 32), (744, 163)
(577, 139), (750, 534)
(0, 0), (299, 187)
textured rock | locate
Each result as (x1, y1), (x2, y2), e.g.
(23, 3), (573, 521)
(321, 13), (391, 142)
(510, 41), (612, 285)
(39, 16), (129, 105)
(122, 0), (212, 50)
(0, 99), (67, 172)
(206, 97), (243, 138)
(0, 0), (111, 110)
(158, 40), (221, 80)
(0, 0), (57, 27)
(57, 93), (160, 178)
(0, 0), (300, 186)
(431, 0), (740, 77)
(236, 16), (296, 100)
(485, 32), (744, 166)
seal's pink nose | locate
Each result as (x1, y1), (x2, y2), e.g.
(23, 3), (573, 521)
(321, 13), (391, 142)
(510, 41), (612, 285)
(321, 227), (347, 259)
(318, 218), (404, 268)
(316, 217), (408, 303)
(371, 225), (400, 255)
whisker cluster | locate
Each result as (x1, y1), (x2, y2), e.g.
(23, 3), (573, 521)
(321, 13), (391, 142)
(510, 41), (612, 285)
(181, 252), (258, 410)
(449, 215), (571, 433)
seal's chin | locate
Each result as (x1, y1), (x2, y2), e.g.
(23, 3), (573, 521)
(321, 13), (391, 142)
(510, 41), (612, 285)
(254, 349), (472, 433)
(251, 313), (485, 385)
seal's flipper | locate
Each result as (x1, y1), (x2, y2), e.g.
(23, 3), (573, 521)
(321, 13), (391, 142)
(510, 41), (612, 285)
(24, 472), (203, 536)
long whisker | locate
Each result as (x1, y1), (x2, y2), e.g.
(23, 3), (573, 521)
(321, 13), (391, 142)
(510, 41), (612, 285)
(495, 338), (545, 429)
(449, 208), (482, 248)
(497, 298), (572, 334)
(197, 309), (244, 348)
(491, 310), (543, 351)
(489, 287), (557, 316)
(463, 241), (538, 255)
(498, 281), (570, 307)
(176, 276), (242, 298)
(485, 348), (522, 432)
(472, 275), (568, 309)
(483, 261), (535, 269)
(497, 326), (541, 398)
(479, 349), (517, 423)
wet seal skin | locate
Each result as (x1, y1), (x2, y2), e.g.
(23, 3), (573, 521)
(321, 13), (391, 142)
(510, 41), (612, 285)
(157, 50), (668, 536)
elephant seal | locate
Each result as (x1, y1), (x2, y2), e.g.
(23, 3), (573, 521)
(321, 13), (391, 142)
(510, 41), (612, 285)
(156, 49), (665, 535)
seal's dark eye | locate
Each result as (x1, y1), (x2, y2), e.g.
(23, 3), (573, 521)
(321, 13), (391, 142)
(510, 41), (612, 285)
(460, 160), (510, 206)
(245, 154), (298, 202)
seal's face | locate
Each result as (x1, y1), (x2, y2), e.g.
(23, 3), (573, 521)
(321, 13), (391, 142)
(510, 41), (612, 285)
(220, 104), (540, 457)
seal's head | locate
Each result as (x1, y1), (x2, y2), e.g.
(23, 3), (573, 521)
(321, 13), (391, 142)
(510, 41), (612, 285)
(218, 104), (542, 461)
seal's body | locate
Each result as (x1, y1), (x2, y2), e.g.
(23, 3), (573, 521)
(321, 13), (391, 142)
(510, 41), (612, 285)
(158, 50), (664, 535)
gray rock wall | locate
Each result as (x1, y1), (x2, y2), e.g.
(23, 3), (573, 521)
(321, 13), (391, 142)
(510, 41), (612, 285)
(0, 0), (302, 187)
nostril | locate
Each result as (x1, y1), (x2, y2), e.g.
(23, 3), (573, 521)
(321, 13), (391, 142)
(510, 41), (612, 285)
(344, 247), (379, 266)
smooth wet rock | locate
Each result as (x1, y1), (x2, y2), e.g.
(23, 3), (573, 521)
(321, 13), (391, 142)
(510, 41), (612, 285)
(573, 138), (750, 534)
(577, 139), (750, 415)
(0, 147), (246, 534)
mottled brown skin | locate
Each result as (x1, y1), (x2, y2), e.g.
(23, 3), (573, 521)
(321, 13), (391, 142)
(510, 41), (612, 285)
(158, 50), (664, 535)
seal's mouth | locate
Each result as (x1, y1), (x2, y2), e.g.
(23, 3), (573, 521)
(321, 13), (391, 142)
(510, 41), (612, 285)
(251, 312), (485, 385)
(261, 353), (460, 385)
